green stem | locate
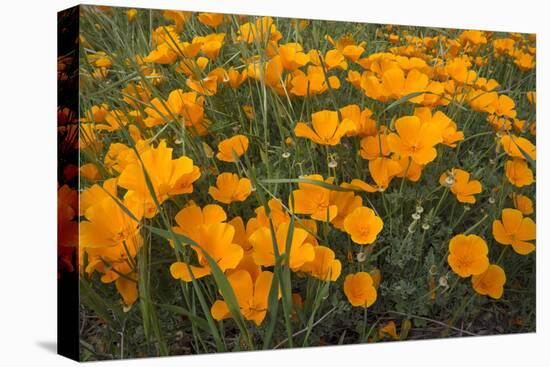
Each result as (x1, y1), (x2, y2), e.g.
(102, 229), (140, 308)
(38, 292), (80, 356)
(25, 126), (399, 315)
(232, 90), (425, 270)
(360, 307), (369, 342)
(464, 214), (489, 235)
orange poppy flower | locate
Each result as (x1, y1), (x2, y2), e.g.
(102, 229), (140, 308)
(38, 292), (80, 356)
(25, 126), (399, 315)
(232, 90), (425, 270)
(186, 75), (218, 96)
(324, 49), (348, 70)
(387, 116), (442, 165)
(343, 206), (384, 245)
(170, 222), (243, 282)
(197, 13), (224, 28)
(505, 159), (534, 187)
(330, 190), (363, 230)
(369, 157), (402, 189)
(209, 172), (252, 204)
(363, 67), (428, 102)
(500, 135), (536, 161)
(392, 154), (424, 182)
(414, 107), (464, 147)
(512, 193), (534, 215)
(447, 234), (489, 277)
(472, 264), (506, 299)
(144, 43), (178, 64)
(80, 195), (143, 249)
(247, 199), (291, 234)
(117, 140), (196, 217)
(339, 105), (377, 137)
(379, 321), (399, 340)
(290, 66), (341, 96)
(211, 270), (276, 325)
(492, 208), (536, 255)
(237, 16), (282, 44)
(291, 174), (338, 221)
(493, 94), (516, 118)
(300, 246), (342, 281)
(126, 9), (138, 21)
(172, 203), (227, 243)
(80, 163), (100, 181)
(279, 43), (310, 71)
(216, 135), (249, 162)
(294, 110), (355, 145)
(439, 168), (482, 204)
(79, 180), (117, 220)
(343, 272), (377, 307)
(360, 133), (391, 160)
(198, 33), (225, 60)
(249, 223), (315, 271)
(226, 67), (248, 88)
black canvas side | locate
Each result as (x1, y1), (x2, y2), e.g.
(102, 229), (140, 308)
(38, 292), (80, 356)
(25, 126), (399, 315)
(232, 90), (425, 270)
(57, 4), (80, 362)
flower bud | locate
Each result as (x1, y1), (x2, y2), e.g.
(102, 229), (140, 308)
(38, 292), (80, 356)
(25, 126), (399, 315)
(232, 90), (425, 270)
(444, 175), (455, 187)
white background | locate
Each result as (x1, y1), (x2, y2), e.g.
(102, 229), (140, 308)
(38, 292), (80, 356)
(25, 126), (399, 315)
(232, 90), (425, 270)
(0, 0), (548, 365)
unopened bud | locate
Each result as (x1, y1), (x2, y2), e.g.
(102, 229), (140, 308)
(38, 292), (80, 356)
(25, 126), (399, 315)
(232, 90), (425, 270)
(444, 175), (455, 187)
(356, 252), (367, 263)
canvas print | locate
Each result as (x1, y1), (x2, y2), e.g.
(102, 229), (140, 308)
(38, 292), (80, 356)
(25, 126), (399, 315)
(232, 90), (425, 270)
(57, 4), (536, 361)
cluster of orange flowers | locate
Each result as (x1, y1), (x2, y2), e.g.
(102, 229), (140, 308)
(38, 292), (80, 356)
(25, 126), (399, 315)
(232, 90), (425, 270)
(69, 7), (536, 334)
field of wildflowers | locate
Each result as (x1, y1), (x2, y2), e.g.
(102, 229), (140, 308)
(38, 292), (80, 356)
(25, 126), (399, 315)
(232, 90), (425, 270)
(57, 5), (536, 360)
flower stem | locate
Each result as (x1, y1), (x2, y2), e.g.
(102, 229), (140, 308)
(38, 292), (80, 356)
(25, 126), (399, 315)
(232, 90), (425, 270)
(464, 214), (489, 235)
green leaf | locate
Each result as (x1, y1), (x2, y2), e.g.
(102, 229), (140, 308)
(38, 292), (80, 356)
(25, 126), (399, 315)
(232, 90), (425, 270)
(146, 225), (253, 349)
(382, 91), (425, 113)
(260, 178), (356, 192)
(80, 278), (117, 326)
(156, 303), (211, 332)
